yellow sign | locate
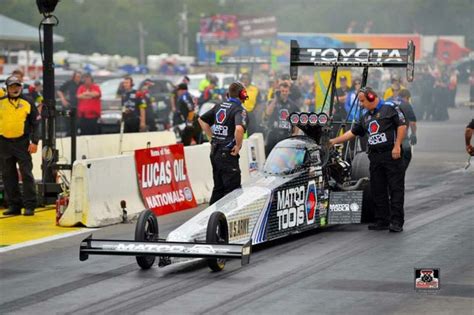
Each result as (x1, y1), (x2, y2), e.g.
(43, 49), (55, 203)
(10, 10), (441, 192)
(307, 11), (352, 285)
(314, 70), (352, 112)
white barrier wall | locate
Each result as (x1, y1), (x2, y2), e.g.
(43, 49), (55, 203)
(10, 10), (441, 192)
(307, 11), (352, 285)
(59, 133), (266, 227)
(59, 155), (146, 227)
(32, 131), (177, 179)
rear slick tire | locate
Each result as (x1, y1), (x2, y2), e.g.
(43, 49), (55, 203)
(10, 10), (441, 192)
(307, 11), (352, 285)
(135, 209), (159, 269)
(206, 212), (229, 272)
(351, 152), (375, 223)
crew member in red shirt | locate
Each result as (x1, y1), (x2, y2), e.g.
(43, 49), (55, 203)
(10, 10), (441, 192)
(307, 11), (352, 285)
(76, 73), (102, 135)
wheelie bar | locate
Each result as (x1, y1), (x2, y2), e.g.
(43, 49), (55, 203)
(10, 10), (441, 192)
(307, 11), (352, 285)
(79, 234), (252, 266)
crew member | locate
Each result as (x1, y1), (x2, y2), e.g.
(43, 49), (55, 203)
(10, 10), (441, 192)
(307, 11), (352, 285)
(11, 69), (34, 106)
(198, 82), (248, 205)
(466, 119), (474, 156)
(329, 87), (407, 232)
(139, 79), (158, 131)
(383, 74), (404, 101)
(175, 83), (198, 146)
(0, 76), (41, 216)
(120, 76), (147, 133)
(76, 73), (101, 135)
(264, 82), (299, 156)
(29, 80), (44, 114)
(332, 75), (350, 137)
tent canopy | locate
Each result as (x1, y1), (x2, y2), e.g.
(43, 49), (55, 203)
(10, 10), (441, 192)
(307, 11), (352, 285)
(0, 14), (64, 47)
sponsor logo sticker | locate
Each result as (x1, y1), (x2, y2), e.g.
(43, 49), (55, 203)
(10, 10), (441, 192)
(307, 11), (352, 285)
(368, 120), (380, 135)
(216, 108), (227, 123)
(183, 187), (193, 201)
(305, 180), (317, 224)
(415, 268), (440, 291)
(229, 218), (250, 238)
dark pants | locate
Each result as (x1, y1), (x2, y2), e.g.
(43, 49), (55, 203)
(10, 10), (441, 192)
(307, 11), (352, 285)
(0, 137), (37, 210)
(79, 117), (99, 135)
(368, 150), (405, 226)
(124, 116), (140, 133)
(209, 147), (241, 205)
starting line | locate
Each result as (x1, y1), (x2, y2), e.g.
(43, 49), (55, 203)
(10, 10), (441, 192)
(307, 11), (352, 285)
(0, 206), (95, 252)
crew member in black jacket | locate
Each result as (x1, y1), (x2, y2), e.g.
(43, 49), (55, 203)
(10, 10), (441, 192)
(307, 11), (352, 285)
(199, 82), (248, 205)
(330, 87), (408, 232)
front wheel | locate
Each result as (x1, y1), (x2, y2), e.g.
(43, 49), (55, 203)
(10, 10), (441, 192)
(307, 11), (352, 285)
(135, 209), (159, 269)
(206, 212), (229, 272)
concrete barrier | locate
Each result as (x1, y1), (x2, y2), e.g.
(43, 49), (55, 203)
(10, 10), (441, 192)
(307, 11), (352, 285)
(32, 131), (177, 179)
(59, 155), (146, 227)
(60, 133), (266, 227)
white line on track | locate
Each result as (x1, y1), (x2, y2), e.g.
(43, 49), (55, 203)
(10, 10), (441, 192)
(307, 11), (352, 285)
(0, 228), (98, 253)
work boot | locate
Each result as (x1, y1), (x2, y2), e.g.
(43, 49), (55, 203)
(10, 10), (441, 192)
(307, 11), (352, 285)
(3, 207), (22, 216)
(368, 222), (389, 230)
(389, 223), (403, 232)
(23, 208), (35, 216)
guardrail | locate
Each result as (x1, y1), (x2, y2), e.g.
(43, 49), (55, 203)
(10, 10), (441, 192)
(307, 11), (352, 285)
(59, 133), (266, 227)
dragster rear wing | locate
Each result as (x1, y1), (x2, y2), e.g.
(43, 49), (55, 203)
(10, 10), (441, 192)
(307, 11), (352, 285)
(290, 40), (415, 82)
(79, 234), (252, 266)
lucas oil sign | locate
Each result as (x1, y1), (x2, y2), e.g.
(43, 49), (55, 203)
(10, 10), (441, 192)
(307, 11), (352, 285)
(135, 144), (197, 215)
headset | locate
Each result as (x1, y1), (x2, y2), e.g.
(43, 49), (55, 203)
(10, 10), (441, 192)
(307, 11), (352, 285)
(229, 81), (249, 102)
(359, 86), (376, 102)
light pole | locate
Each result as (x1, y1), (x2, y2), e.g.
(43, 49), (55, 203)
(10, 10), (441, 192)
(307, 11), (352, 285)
(36, 0), (62, 204)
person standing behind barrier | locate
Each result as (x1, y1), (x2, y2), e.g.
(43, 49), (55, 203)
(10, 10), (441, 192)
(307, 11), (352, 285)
(331, 75), (351, 138)
(121, 76), (147, 133)
(344, 79), (363, 122)
(76, 73), (101, 135)
(171, 76), (190, 125)
(0, 76), (40, 216)
(329, 87), (408, 232)
(466, 119), (474, 156)
(11, 69), (34, 106)
(198, 77), (218, 106)
(447, 67), (458, 108)
(383, 74), (404, 101)
(264, 82), (300, 156)
(240, 73), (261, 136)
(198, 82), (248, 205)
(139, 79), (158, 131)
(29, 81), (44, 114)
(279, 73), (302, 106)
(58, 71), (82, 135)
(175, 83), (198, 146)
(398, 89), (417, 170)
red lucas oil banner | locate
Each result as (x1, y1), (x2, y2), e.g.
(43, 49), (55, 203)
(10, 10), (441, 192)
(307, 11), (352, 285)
(135, 144), (197, 215)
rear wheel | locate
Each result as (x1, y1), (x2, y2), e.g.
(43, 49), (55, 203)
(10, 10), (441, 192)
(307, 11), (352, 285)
(135, 209), (159, 269)
(206, 212), (229, 272)
(351, 152), (375, 223)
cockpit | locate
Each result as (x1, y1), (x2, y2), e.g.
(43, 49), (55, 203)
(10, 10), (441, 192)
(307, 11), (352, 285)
(263, 137), (322, 175)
